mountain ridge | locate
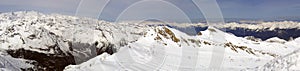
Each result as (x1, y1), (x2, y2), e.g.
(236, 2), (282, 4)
(0, 11), (299, 71)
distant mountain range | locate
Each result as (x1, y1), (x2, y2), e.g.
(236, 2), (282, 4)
(0, 11), (299, 71)
(154, 17), (300, 23)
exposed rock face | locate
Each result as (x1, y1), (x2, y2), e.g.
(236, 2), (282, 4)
(7, 48), (75, 71)
(5, 42), (116, 71)
(156, 27), (180, 42)
(0, 11), (148, 71)
(1, 11), (300, 71)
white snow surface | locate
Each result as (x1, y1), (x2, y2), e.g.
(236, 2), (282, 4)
(220, 21), (300, 30)
(0, 11), (299, 71)
(0, 11), (148, 54)
(64, 27), (300, 71)
(245, 45), (300, 71)
(0, 11), (149, 70)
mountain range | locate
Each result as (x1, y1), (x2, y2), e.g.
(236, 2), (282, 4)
(0, 11), (299, 71)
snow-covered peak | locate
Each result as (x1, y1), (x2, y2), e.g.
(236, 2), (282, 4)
(0, 11), (299, 71)
(221, 21), (300, 30)
(0, 11), (150, 53)
(265, 37), (287, 43)
(65, 24), (300, 71)
(0, 11), (150, 70)
(117, 20), (300, 30)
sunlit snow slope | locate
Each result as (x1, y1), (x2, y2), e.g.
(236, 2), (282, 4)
(0, 11), (299, 71)
(64, 26), (300, 71)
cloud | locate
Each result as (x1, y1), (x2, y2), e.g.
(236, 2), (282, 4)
(0, 0), (299, 20)
(0, 0), (80, 15)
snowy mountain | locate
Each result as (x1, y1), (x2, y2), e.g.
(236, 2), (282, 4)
(0, 11), (299, 71)
(0, 11), (148, 71)
(64, 26), (300, 71)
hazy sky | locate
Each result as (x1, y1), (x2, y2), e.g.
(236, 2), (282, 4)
(0, 0), (299, 21)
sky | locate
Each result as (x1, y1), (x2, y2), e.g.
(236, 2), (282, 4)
(0, 0), (299, 22)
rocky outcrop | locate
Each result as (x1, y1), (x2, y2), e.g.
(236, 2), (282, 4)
(7, 48), (75, 71)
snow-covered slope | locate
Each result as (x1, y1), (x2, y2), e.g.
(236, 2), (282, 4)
(0, 11), (299, 71)
(64, 26), (300, 71)
(245, 38), (300, 71)
(0, 11), (149, 70)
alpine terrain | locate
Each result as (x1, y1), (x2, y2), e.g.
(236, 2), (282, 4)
(0, 11), (299, 71)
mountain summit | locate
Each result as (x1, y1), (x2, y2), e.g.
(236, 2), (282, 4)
(0, 11), (299, 71)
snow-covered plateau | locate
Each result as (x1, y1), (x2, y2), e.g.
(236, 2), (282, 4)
(0, 11), (299, 71)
